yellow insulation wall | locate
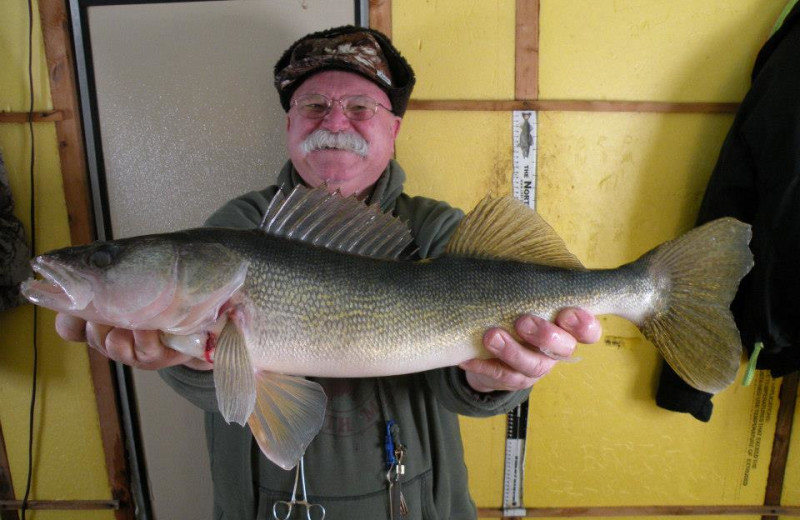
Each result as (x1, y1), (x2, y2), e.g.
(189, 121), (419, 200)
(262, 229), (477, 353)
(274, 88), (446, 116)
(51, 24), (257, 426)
(392, 0), (797, 518)
(0, 2), (115, 519)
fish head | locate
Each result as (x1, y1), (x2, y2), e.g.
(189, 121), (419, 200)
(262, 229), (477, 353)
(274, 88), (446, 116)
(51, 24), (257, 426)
(21, 233), (250, 333)
(21, 237), (181, 328)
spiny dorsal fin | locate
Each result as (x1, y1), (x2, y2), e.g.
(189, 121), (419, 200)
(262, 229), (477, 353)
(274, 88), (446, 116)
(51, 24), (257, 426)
(446, 195), (585, 269)
(258, 184), (413, 260)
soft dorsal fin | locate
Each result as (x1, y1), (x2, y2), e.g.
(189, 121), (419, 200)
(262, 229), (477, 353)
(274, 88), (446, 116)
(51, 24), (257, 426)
(258, 184), (413, 260)
(446, 195), (585, 269)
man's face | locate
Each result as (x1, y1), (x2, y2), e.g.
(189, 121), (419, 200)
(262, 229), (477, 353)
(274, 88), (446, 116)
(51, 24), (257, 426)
(286, 70), (402, 197)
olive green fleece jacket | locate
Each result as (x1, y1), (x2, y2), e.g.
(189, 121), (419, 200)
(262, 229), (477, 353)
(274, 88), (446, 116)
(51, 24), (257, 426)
(159, 160), (531, 519)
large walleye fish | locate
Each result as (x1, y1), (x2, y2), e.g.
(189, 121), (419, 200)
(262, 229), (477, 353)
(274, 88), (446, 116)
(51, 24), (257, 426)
(22, 185), (753, 469)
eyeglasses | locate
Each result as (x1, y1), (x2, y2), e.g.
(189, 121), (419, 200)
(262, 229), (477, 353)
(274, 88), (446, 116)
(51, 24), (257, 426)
(291, 94), (392, 121)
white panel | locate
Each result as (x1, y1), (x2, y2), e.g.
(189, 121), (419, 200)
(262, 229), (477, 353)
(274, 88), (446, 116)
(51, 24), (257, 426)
(87, 2), (354, 518)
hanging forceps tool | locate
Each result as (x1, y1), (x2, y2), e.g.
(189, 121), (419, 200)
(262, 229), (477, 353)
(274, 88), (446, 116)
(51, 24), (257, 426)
(273, 456), (326, 520)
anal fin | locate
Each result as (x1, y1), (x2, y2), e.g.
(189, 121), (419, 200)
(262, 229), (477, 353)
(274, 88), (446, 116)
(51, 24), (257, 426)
(247, 372), (327, 471)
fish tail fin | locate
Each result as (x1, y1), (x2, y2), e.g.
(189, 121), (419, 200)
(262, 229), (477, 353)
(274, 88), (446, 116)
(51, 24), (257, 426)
(638, 217), (753, 393)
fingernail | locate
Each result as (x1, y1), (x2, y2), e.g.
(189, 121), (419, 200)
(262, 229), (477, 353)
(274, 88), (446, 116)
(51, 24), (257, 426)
(562, 310), (579, 329)
(488, 332), (505, 352)
(518, 315), (538, 336)
(539, 348), (571, 361)
(539, 347), (557, 359)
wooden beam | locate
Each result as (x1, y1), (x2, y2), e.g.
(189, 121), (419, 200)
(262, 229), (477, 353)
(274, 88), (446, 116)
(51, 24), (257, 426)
(515, 0), (539, 100)
(407, 99), (740, 114)
(38, 2), (135, 520)
(761, 372), (798, 520)
(478, 505), (800, 518)
(0, 500), (118, 511)
(369, 0), (392, 38)
(0, 424), (19, 520)
(38, 0), (94, 247)
(0, 111), (64, 123)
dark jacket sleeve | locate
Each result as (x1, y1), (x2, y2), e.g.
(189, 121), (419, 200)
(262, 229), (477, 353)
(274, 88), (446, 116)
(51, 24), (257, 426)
(657, 4), (800, 419)
(426, 365), (531, 417)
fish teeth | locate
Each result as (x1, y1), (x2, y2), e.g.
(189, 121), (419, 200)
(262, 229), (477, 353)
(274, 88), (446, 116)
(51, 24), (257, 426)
(30, 257), (92, 310)
(32, 257), (64, 292)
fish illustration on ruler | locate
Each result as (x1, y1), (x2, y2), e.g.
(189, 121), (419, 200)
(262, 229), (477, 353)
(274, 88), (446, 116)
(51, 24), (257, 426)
(21, 184), (753, 470)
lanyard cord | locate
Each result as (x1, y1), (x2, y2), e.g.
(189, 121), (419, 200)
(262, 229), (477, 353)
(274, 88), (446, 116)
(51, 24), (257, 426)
(376, 379), (402, 469)
(21, 0), (38, 518)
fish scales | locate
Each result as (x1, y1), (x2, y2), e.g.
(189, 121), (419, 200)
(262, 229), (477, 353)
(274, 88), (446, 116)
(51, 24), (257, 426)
(186, 228), (659, 377)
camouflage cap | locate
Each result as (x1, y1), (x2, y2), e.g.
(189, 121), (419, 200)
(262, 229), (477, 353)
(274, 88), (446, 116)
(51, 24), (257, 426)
(274, 26), (415, 117)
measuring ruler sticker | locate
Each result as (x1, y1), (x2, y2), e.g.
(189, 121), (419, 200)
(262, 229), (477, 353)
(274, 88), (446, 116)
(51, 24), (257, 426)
(503, 400), (529, 517)
(502, 110), (538, 517)
(511, 110), (538, 210)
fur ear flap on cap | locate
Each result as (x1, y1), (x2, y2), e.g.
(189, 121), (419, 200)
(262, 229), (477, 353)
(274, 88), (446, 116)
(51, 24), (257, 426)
(274, 25), (415, 117)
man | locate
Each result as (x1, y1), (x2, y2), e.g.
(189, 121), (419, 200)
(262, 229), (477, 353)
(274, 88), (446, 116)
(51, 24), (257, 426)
(56, 26), (600, 519)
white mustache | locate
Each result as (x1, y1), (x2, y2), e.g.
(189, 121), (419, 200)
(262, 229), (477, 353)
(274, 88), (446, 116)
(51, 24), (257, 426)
(301, 130), (369, 158)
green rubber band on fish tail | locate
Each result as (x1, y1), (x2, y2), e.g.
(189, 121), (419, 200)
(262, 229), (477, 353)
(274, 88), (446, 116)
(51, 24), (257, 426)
(770, 0), (799, 36)
(742, 341), (764, 387)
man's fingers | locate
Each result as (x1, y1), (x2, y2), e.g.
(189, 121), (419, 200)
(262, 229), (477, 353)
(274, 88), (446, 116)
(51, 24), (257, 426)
(465, 309), (602, 393)
(103, 327), (136, 364)
(106, 329), (189, 369)
(461, 358), (540, 392)
(55, 313), (88, 342)
(554, 308), (602, 345)
(130, 330), (166, 363)
(85, 321), (115, 355)
(55, 316), (208, 371)
(131, 330), (195, 369)
(480, 328), (560, 381)
(514, 315), (577, 360)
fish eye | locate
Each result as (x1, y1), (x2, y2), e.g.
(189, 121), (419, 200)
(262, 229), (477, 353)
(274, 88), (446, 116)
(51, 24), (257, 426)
(88, 247), (115, 268)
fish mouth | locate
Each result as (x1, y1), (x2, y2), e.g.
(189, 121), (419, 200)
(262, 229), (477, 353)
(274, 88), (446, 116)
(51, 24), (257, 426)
(20, 256), (94, 312)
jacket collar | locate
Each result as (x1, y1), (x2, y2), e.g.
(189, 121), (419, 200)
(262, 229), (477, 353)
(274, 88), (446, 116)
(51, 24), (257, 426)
(275, 159), (406, 213)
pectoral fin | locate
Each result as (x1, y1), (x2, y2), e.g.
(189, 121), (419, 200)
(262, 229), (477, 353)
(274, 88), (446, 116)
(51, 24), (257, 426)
(247, 372), (327, 470)
(213, 320), (256, 425)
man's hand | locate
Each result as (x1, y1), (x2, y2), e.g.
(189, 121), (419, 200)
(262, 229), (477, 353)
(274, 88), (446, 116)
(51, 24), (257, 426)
(55, 313), (213, 371)
(461, 308), (601, 393)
